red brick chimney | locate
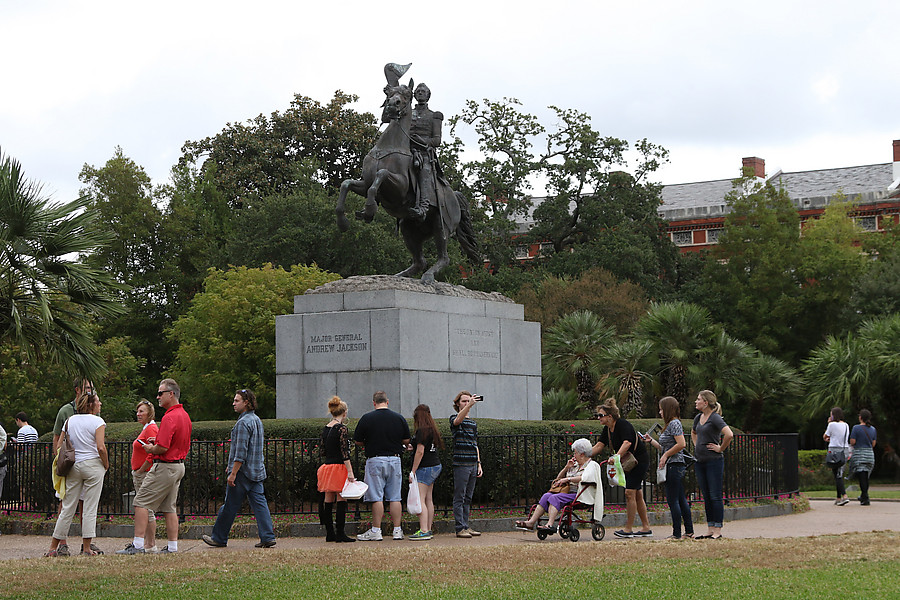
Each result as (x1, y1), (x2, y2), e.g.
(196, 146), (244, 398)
(742, 156), (765, 179)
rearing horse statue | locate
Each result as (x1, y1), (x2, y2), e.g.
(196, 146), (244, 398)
(335, 73), (480, 285)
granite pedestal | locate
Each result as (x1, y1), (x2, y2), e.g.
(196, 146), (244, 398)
(276, 276), (542, 420)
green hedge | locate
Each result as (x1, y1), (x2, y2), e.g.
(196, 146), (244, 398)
(798, 449), (834, 491)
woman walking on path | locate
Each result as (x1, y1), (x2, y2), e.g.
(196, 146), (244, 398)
(691, 390), (733, 539)
(408, 404), (444, 540)
(45, 392), (108, 557)
(316, 396), (356, 542)
(849, 409), (877, 506)
(824, 407), (852, 506)
(643, 396), (694, 540)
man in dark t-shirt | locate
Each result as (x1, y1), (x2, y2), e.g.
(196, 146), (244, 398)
(353, 391), (411, 541)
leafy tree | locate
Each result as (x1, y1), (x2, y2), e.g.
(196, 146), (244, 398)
(449, 98), (544, 268)
(843, 254), (900, 327)
(0, 150), (125, 380)
(739, 352), (803, 433)
(79, 149), (169, 388)
(180, 91), (379, 206)
(542, 310), (616, 410)
(224, 183), (409, 278)
(795, 198), (868, 342)
(515, 267), (648, 333)
(167, 264), (340, 420)
(801, 314), (900, 445)
(702, 175), (802, 360)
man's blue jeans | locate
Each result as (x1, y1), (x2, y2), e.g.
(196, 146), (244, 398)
(452, 464), (478, 532)
(694, 457), (724, 528)
(210, 471), (275, 544)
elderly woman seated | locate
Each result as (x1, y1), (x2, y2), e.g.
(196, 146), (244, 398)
(515, 438), (597, 534)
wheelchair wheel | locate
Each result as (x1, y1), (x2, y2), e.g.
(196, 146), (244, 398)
(558, 523), (569, 539)
(537, 529), (548, 541)
(592, 523), (605, 541)
(569, 527), (580, 542)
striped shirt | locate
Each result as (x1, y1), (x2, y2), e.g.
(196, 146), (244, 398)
(450, 415), (478, 466)
(16, 424), (39, 444)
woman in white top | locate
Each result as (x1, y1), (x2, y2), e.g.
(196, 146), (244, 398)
(823, 406), (851, 506)
(45, 392), (109, 557)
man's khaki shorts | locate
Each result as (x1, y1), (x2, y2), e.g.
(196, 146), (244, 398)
(133, 462), (185, 514)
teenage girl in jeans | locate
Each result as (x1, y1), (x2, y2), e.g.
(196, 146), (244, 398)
(643, 396), (694, 540)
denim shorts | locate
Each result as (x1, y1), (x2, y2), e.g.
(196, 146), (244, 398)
(415, 464), (442, 487)
(363, 456), (402, 502)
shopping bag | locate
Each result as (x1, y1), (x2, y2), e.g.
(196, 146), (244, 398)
(341, 479), (368, 500)
(656, 466), (667, 484)
(407, 473), (422, 515)
(606, 455), (626, 488)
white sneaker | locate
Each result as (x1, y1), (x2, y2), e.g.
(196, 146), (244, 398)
(357, 528), (383, 541)
(392, 527), (404, 540)
(146, 545), (159, 554)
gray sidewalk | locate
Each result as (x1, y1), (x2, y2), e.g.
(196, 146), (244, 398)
(2, 497), (897, 560)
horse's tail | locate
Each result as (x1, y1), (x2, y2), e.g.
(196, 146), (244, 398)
(454, 191), (482, 265)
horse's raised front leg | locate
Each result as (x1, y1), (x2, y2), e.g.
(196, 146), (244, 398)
(336, 179), (366, 232)
(355, 168), (390, 223)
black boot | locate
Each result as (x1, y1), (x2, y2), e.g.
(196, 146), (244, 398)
(334, 501), (356, 543)
(319, 501), (335, 541)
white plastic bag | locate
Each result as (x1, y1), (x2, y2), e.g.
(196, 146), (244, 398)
(407, 473), (422, 515)
(656, 466), (667, 484)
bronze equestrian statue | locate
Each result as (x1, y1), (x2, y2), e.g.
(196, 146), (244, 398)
(335, 63), (480, 284)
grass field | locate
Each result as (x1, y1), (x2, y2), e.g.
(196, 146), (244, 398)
(5, 531), (898, 599)
(803, 489), (900, 499)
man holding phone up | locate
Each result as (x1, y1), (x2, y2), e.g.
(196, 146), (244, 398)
(450, 391), (482, 538)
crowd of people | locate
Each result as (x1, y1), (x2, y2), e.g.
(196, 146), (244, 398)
(14, 377), (879, 554)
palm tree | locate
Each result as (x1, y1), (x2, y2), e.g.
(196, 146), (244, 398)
(542, 310), (616, 410)
(633, 302), (718, 413)
(741, 352), (803, 433)
(541, 388), (590, 421)
(597, 339), (655, 418)
(0, 150), (124, 379)
(800, 332), (875, 418)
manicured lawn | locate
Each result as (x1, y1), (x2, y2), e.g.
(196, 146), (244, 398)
(804, 489), (900, 499)
(4, 532), (898, 599)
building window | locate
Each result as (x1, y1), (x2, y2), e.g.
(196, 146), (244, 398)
(857, 216), (877, 232)
(539, 242), (554, 256)
(672, 231), (693, 246)
(707, 229), (723, 244)
(515, 245), (530, 259)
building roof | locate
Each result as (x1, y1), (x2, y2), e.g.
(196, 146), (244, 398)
(659, 162), (895, 221)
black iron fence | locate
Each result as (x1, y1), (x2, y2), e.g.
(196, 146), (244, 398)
(0, 433), (798, 518)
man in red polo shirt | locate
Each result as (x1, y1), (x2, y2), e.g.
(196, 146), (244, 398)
(118, 378), (192, 554)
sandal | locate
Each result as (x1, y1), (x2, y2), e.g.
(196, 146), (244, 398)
(694, 534), (712, 539)
(537, 525), (557, 535)
(683, 533), (694, 539)
(80, 549), (101, 556)
(514, 521), (535, 531)
(710, 534), (723, 540)
(43, 550), (59, 558)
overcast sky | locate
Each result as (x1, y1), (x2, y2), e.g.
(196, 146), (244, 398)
(2, 0), (899, 204)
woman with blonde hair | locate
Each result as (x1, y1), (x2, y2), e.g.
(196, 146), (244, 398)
(591, 398), (652, 538)
(643, 396), (694, 539)
(129, 400), (159, 552)
(691, 390), (733, 539)
(45, 392), (109, 557)
(317, 396), (356, 542)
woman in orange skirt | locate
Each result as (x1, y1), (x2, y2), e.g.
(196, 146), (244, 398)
(317, 396), (356, 542)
